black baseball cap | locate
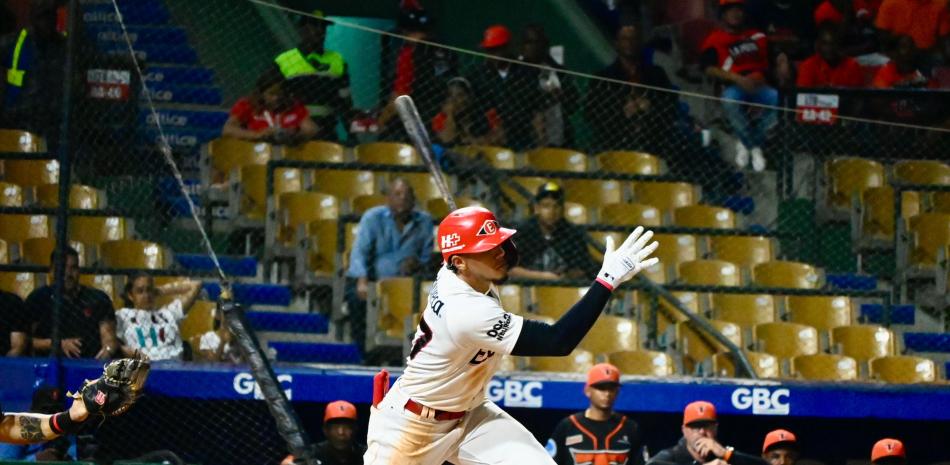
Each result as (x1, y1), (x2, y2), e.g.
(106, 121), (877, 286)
(535, 182), (564, 203)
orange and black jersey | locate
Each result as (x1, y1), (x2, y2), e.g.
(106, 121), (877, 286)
(546, 412), (644, 465)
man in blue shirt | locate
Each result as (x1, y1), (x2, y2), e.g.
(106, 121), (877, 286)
(345, 178), (434, 356)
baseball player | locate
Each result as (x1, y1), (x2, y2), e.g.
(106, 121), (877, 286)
(871, 438), (905, 465)
(761, 429), (798, 465)
(364, 206), (659, 465)
(546, 362), (645, 465)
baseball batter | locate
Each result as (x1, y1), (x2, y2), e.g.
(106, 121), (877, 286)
(364, 206), (658, 465)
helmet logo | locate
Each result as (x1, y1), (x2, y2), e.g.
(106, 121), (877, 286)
(476, 220), (498, 236)
(440, 233), (462, 252)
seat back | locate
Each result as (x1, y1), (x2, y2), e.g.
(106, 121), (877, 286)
(673, 205), (736, 229)
(861, 187), (919, 239)
(711, 351), (780, 378)
(69, 216), (126, 245)
(35, 184), (101, 209)
(578, 315), (639, 355)
(653, 234), (698, 278)
(22, 238), (86, 266)
(710, 236), (774, 269)
(499, 176), (548, 204)
(791, 353), (858, 381)
(3, 159), (59, 187)
(180, 300), (218, 341)
(307, 219), (354, 275)
(679, 260), (741, 286)
(831, 325), (894, 362)
(0, 129), (43, 152)
(282, 140), (345, 162)
(934, 191), (950, 213)
(753, 261), (821, 289)
(563, 202), (589, 224)
(397, 172), (443, 202)
(0, 214), (50, 243)
(827, 157), (885, 210)
(562, 179), (624, 208)
(0, 182), (23, 207)
(377, 277), (416, 337)
(354, 142), (419, 165)
(427, 197), (481, 220)
(596, 151), (660, 174)
(0, 239), (7, 264)
(310, 169), (376, 201)
(870, 355), (937, 383)
(453, 145), (516, 169)
(531, 286), (588, 318)
(632, 182), (697, 216)
(528, 349), (594, 373)
(754, 322), (819, 359)
(608, 349), (675, 376)
(207, 138), (271, 179)
(711, 294), (776, 329)
(99, 240), (166, 269)
(278, 192), (339, 244)
(496, 284), (524, 313)
(675, 319), (742, 373)
(240, 166), (302, 219)
(599, 203), (662, 226)
(909, 213), (950, 266)
(0, 271), (37, 299)
(352, 194), (387, 215)
(524, 147), (588, 172)
(893, 160), (950, 185)
(787, 295), (853, 331)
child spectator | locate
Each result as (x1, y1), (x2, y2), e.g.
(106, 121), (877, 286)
(222, 70), (318, 144)
(115, 273), (202, 360)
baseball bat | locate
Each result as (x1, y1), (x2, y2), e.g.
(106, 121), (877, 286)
(394, 94), (457, 211)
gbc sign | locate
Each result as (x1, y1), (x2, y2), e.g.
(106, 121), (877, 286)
(487, 379), (543, 408)
(731, 387), (790, 415)
(233, 373), (293, 400)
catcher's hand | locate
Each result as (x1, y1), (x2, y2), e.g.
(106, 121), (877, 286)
(74, 357), (151, 417)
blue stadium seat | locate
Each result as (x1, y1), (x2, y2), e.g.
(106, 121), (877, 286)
(245, 311), (329, 334)
(203, 283), (292, 307)
(826, 273), (878, 291)
(267, 341), (361, 364)
(859, 304), (915, 325)
(903, 333), (950, 353)
(175, 254), (258, 277)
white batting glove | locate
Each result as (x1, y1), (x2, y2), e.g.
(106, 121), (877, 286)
(596, 226), (659, 291)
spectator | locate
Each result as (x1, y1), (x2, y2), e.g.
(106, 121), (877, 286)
(585, 23), (677, 155)
(744, 0), (816, 62)
(466, 24), (544, 150)
(0, 289), (29, 356)
(875, 0), (950, 52)
(814, 0), (881, 56)
(28, 247), (118, 359)
(702, 0), (777, 172)
(222, 70), (318, 144)
(519, 24), (579, 148)
(509, 182), (598, 281)
(274, 10), (356, 142)
(648, 401), (766, 465)
(761, 429), (799, 465)
(546, 363), (644, 465)
(432, 77), (505, 146)
(345, 178), (434, 352)
(796, 26), (866, 87)
(871, 438), (906, 465)
(872, 35), (935, 88)
(115, 273), (202, 361)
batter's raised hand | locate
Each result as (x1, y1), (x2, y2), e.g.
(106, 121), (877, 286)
(596, 226), (659, 290)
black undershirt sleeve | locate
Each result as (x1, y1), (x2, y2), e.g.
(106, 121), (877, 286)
(511, 281), (612, 356)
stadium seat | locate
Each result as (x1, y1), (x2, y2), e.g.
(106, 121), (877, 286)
(499, 176), (548, 204)
(893, 160), (950, 185)
(306, 219), (357, 276)
(827, 158), (885, 211)
(497, 355), (518, 372)
(651, 291), (700, 333)
(587, 231), (626, 261)
(599, 203), (662, 227)
(907, 213), (950, 267)
(0, 239), (7, 264)
(752, 261), (820, 289)
(239, 166), (302, 220)
(528, 349), (594, 373)
(675, 319), (743, 373)
(653, 234), (698, 279)
(933, 191), (950, 213)
(608, 349), (675, 376)
(754, 322), (819, 359)
(99, 240), (166, 269)
(352, 194), (387, 214)
(396, 172), (443, 202)
(310, 169), (376, 203)
(563, 202), (589, 224)
(870, 355), (938, 384)
(0, 182), (22, 206)
(787, 296), (853, 332)
(673, 205), (736, 229)
(710, 236), (774, 270)
(791, 353), (859, 381)
(0, 214), (50, 243)
(205, 138), (271, 183)
(860, 187), (919, 241)
(0, 128), (43, 152)
(679, 260), (741, 286)
(711, 294), (776, 329)
(376, 277), (418, 339)
(711, 351), (780, 378)
(453, 145), (517, 169)
(531, 286), (588, 318)
(0, 271), (36, 299)
(69, 216), (126, 245)
(596, 151), (661, 175)
(578, 315), (639, 355)
(354, 142), (419, 165)
(180, 300), (218, 342)
(427, 197), (481, 219)
(281, 140), (345, 162)
(35, 184), (101, 209)
(495, 284), (524, 313)
(79, 274), (118, 308)
(831, 325), (894, 363)
(278, 192), (339, 244)
(632, 181), (697, 217)
(21, 238), (86, 266)
(524, 147), (588, 172)
(3, 159), (59, 187)
(562, 179), (624, 209)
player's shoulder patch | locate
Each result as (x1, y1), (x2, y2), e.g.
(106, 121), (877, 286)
(545, 438), (557, 457)
(565, 434), (583, 446)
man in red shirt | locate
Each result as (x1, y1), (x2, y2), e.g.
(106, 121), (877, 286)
(702, 0), (777, 172)
(872, 35), (935, 88)
(797, 27), (865, 87)
(222, 70), (317, 144)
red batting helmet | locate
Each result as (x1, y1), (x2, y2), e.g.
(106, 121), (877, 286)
(437, 206), (517, 262)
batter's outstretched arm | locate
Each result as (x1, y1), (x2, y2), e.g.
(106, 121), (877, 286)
(511, 227), (659, 357)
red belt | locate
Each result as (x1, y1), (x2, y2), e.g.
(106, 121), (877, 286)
(404, 399), (466, 421)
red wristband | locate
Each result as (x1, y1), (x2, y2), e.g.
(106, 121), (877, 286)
(595, 277), (614, 291)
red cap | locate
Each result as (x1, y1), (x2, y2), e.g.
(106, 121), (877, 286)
(324, 400), (358, 423)
(762, 429), (798, 453)
(586, 363), (621, 387)
(872, 439), (906, 462)
(481, 25), (511, 49)
(437, 206), (516, 261)
(683, 400), (717, 426)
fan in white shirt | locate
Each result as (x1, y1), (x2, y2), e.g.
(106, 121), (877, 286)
(115, 273), (202, 361)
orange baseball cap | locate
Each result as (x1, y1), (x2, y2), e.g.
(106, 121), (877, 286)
(871, 438), (905, 462)
(324, 400), (358, 423)
(586, 363), (621, 387)
(682, 400), (717, 426)
(480, 25), (511, 49)
(762, 429), (798, 453)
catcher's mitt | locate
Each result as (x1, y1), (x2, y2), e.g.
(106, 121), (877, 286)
(73, 358), (151, 417)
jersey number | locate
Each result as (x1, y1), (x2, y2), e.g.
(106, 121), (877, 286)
(409, 317), (433, 360)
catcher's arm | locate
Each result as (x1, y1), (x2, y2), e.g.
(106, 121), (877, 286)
(0, 397), (89, 444)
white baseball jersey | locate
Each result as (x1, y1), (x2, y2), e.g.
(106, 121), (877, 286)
(398, 264), (525, 412)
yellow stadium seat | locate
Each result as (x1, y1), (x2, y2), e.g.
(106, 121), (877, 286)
(69, 216), (126, 245)
(4, 159), (59, 187)
(711, 351), (780, 378)
(278, 192), (339, 244)
(453, 145), (516, 169)
(376, 277), (417, 338)
(0, 214), (50, 243)
(861, 187), (919, 241)
(22, 238), (86, 266)
(563, 202), (589, 224)
(753, 261), (820, 289)
(831, 325), (894, 363)
(426, 197), (481, 220)
(587, 231), (626, 261)
(0, 239), (7, 264)
(787, 295), (853, 332)
(578, 315), (639, 355)
(352, 194), (387, 214)
(0, 129), (43, 152)
(282, 140), (345, 162)
(908, 213), (950, 267)
(596, 151), (661, 174)
(644, 291), (701, 334)
(528, 349), (594, 373)
(35, 184), (101, 209)
(307, 219), (357, 276)
(562, 179), (624, 209)
(673, 205), (736, 230)
(893, 160), (950, 185)
(608, 349), (675, 376)
(79, 274), (118, 308)
(0, 182), (23, 206)
(754, 322), (819, 359)
(599, 203), (662, 227)
(791, 353), (858, 381)
(654, 234), (698, 276)
(633, 182), (697, 217)
(710, 236), (774, 270)
(206, 138), (271, 183)
(524, 147), (588, 172)
(933, 191), (950, 213)
(827, 157), (885, 211)
(396, 172), (443, 202)
(532, 286), (588, 318)
(679, 260), (741, 286)
(180, 300), (218, 342)
(675, 319), (743, 373)
(870, 355), (938, 384)
(0, 271), (36, 299)
(100, 240), (166, 269)
(310, 169), (376, 202)
(495, 284), (524, 313)
(239, 165), (302, 220)
(499, 176), (548, 204)
(711, 294), (776, 329)
(354, 142), (418, 165)
(497, 355), (518, 372)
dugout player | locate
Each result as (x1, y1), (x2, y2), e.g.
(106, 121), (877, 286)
(363, 206), (658, 464)
(761, 429), (798, 465)
(648, 401), (766, 465)
(546, 362), (644, 465)
(871, 438), (905, 465)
